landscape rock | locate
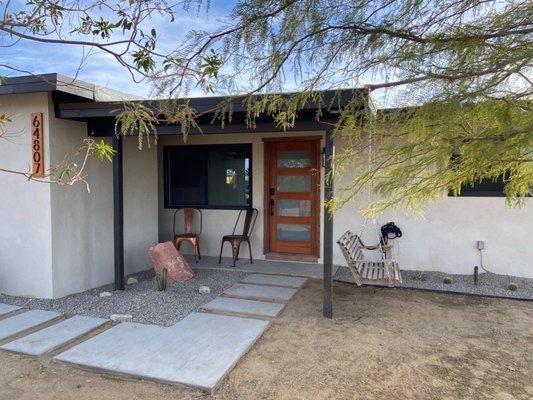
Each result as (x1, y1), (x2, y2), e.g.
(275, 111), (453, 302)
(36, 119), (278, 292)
(199, 286), (211, 294)
(110, 314), (133, 322)
(99, 291), (112, 298)
(149, 242), (195, 283)
(126, 277), (138, 285)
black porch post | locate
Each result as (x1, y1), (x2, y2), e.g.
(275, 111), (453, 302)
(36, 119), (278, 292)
(113, 135), (125, 291)
(323, 127), (334, 318)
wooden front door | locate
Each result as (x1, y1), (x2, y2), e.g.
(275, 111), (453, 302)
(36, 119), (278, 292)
(264, 137), (321, 259)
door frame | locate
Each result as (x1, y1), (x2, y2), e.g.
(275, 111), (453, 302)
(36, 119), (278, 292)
(262, 135), (323, 262)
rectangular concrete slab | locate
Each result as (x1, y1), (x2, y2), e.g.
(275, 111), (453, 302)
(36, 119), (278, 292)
(55, 312), (269, 393)
(224, 283), (297, 302)
(241, 274), (307, 288)
(0, 303), (21, 316)
(1, 315), (108, 355)
(0, 310), (61, 341)
(202, 297), (285, 317)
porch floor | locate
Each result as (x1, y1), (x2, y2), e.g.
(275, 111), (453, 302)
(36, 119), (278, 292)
(189, 255), (338, 279)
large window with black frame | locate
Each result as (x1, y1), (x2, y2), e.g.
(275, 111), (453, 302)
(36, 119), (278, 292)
(164, 144), (252, 209)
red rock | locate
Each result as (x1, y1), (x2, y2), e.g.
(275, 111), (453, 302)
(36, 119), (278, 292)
(149, 242), (195, 282)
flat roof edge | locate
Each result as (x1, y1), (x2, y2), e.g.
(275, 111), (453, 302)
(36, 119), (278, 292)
(0, 73), (141, 101)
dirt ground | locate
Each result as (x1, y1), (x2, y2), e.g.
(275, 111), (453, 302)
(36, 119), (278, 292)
(1, 280), (532, 400)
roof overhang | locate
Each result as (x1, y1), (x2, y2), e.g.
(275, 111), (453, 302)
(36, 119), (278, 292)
(0, 73), (142, 102)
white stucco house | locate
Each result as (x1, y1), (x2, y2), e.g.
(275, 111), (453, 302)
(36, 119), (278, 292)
(0, 74), (531, 313)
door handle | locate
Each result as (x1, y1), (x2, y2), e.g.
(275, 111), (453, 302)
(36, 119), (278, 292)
(269, 199), (275, 216)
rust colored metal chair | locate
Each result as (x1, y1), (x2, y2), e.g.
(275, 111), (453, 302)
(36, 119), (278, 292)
(173, 208), (202, 263)
(218, 208), (259, 267)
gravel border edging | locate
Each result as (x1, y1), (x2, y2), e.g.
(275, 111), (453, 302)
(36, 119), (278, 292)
(334, 278), (533, 302)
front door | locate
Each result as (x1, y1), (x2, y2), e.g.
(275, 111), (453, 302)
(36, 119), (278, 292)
(264, 137), (321, 259)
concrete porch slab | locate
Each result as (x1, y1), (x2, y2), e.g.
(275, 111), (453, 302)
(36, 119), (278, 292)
(241, 274), (307, 288)
(0, 310), (61, 341)
(223, 283), (297, 302)
(1, 315), (108, 356)
(191, 255), (338, 278)
(0, 303), (21, 317)
(55, 312), (269, 393)
(201, 297), (285, 317)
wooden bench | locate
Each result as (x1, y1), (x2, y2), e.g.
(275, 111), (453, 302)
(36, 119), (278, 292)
(337, 230), (402, 287)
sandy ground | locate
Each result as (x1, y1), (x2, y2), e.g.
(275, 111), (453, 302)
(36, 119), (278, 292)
(1, 280), (532, 400)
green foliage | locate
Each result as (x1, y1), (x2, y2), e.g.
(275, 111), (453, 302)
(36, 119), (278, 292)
(156, 268), (169, 291)
(329, 97), (533, 215)
(507, 282), (518, 291)
(91, 140), (115, 162)
(149, 0), (532, 215)
(2, 0), (532, 212)
(443, 276), (453, 284)
(115, 103), (157, 149)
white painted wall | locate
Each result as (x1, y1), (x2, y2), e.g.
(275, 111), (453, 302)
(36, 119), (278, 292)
(157, 132), (533, 279)
(0, 93), (54, 297)
(48, 97), (114, 298)
(123, 137), (159, 275)
(49, 128), (158, 298)
(332, 135), (533, 278)
(0, 93), (159, 298)
(157, 132), (325, 261)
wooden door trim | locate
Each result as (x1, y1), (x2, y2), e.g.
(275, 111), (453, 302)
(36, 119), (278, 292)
(263, 137), (322, 258)
(262, 135), (323, 143)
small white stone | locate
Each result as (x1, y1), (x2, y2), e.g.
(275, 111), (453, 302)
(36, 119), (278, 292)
(110, 314), (133, 322)
(126, 277), (138, 285)
(99, 291), (112, 297)
(199, 285), (211, 294)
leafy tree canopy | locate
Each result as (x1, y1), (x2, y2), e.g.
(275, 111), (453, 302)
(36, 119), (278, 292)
(0, 0), (531, 212)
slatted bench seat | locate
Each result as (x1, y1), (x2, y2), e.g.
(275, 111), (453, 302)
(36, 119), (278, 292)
(337, 230), (402, 287)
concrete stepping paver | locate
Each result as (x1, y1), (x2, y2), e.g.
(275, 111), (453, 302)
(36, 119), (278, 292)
(223, 283), (297, 302)
(0, 303), (21, 317)
(55, 312), (269, 393)
(202, 297), (285, 317)
(0, 310), (61, 341)
(241, 274), (307, 288)
(1, 315), (108, 355)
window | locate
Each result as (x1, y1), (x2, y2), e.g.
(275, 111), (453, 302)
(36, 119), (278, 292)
(449, 177), (506, 197)
(164, 144), (252, 209)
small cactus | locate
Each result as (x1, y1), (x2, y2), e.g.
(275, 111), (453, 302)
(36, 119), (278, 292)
(507, 282), (518, 291)
(443, 276), (453, 284)
(156, 267), (168, 291)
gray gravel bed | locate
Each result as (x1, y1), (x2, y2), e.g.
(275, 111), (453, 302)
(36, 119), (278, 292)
(0, 269), (248, 326)
(334, 267), (533, 300)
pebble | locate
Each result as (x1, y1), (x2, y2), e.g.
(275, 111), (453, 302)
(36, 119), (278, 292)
(0, 269), (247, 326)
(110, 314), (133, 322)
(127, 277), (138, 285)
(199, 285), (211, 294)
(99, 291), (112, 298)
(334, 268), (533, 300)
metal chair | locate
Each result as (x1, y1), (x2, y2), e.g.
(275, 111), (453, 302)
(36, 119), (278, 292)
(173, 208), (202, 263)
(218, 208), (259, 267)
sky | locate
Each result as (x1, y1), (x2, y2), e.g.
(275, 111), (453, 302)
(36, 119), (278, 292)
(0, 1), (234, 98)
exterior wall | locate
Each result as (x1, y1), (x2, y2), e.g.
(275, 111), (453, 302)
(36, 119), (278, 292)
(157, 132), (325, 261)
(0, 93), (54, 297)
(123, 137), (159, 276)
(332, 136), (533, 278)
(49, 129), (158, 298)
(0, 94), (159, 298)
(157, 131), (533, 279)
(48, 98), (114, 298)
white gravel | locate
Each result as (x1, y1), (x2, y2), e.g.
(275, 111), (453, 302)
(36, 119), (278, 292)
(334, 267), (533, 300)
(0, 269), (248, 326)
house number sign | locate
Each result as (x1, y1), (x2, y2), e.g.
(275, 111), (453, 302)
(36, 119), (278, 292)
(31, 112), (44, 177)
